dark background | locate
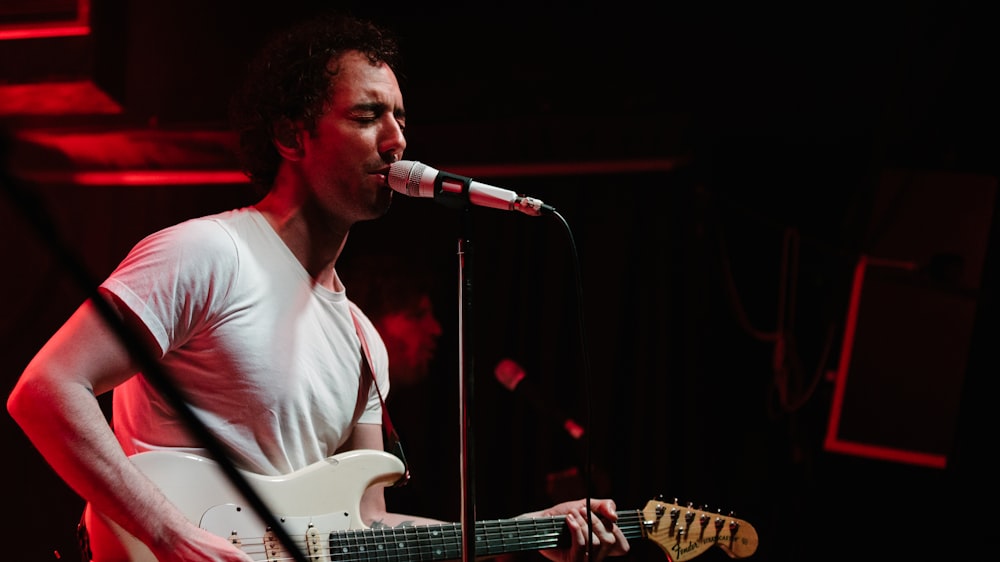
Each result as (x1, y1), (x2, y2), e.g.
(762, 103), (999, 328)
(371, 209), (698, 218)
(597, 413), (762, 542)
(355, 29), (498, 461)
(1, 1), (996, 561)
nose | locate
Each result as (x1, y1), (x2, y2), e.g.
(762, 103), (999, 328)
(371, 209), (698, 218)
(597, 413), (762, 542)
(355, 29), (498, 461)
(380, 117), (406, 163)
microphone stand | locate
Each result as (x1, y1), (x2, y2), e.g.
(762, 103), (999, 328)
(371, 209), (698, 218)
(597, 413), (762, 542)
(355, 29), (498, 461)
(456, 206), (477, 562)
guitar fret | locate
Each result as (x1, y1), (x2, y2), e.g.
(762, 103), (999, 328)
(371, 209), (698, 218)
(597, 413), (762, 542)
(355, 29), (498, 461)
(489, 518), (562, 554)
(366, 525), (387, 562)
(391, 526), (409, 562)
(441, 525), (461, 560)
(348, 525), (362, 562)
(400, 525), (416, 561)
(424, 524), (447, 559)
(360, 524), (378, 562)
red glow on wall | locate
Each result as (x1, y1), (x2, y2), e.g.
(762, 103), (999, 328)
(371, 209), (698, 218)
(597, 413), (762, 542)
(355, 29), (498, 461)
(0, 23), (88, 40)
(28, 170), (251, 186)
(0, 0), (90, 40)
(0, 81), (121, 116)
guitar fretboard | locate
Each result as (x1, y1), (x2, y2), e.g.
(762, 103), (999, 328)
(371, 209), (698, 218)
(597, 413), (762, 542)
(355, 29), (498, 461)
(324, 511), (647, 562)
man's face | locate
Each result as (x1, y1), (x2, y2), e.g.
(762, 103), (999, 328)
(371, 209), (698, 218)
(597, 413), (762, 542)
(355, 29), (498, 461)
(297, 50), (406, 223)
(377, 295), (442, 387)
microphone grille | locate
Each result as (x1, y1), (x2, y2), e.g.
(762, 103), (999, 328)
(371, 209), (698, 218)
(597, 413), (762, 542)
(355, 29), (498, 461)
(388, 160), (426, 196)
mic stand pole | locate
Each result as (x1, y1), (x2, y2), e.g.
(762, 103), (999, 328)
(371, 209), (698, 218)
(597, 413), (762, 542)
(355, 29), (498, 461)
(456, 206), (476, 562)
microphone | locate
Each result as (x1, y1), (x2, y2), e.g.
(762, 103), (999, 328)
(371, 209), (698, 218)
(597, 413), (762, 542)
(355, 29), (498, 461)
(494, 358), (585, 440)
(388, 160), (554, 216)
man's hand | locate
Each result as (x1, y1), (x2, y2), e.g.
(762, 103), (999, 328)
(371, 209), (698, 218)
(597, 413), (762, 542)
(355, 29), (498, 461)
(536, 499), (630, 562)
(148, 522), (256, 562)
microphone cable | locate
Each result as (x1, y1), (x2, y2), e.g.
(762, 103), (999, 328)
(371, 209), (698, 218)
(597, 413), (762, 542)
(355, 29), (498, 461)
(548, 208), (597, 560)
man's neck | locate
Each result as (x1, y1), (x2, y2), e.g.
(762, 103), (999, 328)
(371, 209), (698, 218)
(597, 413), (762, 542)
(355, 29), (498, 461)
(254, 191), (351, 290)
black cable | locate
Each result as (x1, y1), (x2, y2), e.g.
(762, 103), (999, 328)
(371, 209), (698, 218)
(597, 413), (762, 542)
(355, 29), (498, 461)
(549, 209), (596, 560)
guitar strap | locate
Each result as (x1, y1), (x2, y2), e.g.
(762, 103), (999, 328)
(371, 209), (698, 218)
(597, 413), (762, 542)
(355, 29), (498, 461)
(351, 309), (411, 488)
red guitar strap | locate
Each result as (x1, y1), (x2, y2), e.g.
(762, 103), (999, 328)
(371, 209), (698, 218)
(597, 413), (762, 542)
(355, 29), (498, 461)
(351, 310), (410, 487)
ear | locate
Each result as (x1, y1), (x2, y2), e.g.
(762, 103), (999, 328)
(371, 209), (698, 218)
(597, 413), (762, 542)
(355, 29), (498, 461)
(272, 118), (304, 159)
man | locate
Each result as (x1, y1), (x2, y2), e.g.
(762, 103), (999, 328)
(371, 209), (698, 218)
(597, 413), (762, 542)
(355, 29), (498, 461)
(6, 11), (629, 562)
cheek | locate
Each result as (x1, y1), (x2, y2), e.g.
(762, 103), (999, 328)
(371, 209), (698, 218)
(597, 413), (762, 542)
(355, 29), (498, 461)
(302, 131), (345, 169)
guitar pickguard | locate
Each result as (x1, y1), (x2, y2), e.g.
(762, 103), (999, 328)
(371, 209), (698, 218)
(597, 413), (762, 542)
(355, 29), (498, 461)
(200, 504), (351, 560)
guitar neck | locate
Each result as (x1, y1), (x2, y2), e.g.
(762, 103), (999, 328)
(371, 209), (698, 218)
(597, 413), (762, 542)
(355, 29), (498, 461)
(329, 512), (646, 562)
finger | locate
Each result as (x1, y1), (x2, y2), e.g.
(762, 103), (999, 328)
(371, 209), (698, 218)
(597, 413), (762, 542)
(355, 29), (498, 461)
(566, 511), (590, 548)
(609, 522), (630, 555)
(578, 508), (613, 541)
(588, 499), (618, 520)
(583, 510), (628, 561)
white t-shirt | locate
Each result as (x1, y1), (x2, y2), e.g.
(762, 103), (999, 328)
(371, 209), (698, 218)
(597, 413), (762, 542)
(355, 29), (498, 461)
(102, 207), (388, 475)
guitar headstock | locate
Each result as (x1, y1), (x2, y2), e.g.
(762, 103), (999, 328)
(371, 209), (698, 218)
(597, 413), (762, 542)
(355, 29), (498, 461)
(640, 497), (758, 561)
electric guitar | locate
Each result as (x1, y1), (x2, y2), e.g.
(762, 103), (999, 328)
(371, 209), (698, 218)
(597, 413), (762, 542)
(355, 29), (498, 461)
(82, 450), (758, 561)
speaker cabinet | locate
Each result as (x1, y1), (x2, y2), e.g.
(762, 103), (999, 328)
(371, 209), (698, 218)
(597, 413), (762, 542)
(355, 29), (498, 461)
(824, 169), (997, 468)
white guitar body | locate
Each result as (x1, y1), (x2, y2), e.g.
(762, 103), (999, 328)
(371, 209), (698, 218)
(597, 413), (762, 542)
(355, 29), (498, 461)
(83, 449), (406, 562)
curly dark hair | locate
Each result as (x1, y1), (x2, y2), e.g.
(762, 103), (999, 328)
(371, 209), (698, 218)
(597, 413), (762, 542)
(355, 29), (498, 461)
(229, 11), (402, 191)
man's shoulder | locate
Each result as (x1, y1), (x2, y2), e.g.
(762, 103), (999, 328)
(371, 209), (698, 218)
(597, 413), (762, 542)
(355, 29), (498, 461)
(125, 208), (253, 269)
(158, 207), (256, 244)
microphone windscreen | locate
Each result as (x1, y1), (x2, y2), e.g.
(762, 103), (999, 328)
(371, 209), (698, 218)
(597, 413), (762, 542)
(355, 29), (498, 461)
(388, 160), (430, 197)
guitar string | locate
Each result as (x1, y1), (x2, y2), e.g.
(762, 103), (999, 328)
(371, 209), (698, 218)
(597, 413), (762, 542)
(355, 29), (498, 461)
(219, 511), (651, 561)
(218, 509), (746, 562)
